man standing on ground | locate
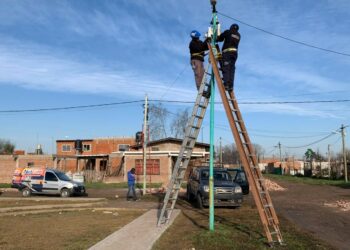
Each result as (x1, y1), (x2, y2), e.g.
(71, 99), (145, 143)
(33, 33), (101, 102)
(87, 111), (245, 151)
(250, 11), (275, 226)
(217, 24), (241, 91)
(127, 167), (137, 201)
(189, 30), (209, 90)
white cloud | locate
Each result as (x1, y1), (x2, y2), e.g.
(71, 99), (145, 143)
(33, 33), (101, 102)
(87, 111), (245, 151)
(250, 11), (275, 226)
(0, 38), (194, 101)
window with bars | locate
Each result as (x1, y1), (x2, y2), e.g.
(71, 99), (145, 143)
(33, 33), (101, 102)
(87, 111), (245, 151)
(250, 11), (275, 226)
(135, 159), (160, 175)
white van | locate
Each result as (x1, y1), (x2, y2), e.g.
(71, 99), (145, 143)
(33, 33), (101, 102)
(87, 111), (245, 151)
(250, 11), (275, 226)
(14, 168), (86, 197)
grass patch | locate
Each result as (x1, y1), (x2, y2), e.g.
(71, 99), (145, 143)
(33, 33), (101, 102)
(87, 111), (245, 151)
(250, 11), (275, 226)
(85, 182), (162, 189)
(265, 174), (350, 188)
(153, 202), (334, 250)
(0, 199), (99, 208)
(0, 183), (11, 188)
(0, 210), (143, 250)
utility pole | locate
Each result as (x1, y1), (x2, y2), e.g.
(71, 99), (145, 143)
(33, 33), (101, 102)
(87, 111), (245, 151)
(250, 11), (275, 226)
(341, 124), (348, 182)
(328, 144), (331, 179)
(209, 0), (218, 232)
(219, 137), (222, 167)
(143, 95), (149, 194)
(278, 142), (282, 174)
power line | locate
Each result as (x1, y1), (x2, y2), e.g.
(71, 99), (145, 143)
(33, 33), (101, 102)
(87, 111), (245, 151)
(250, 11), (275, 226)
(0, 100), (144, 113)
(152, 99), (350, 105)
(282, 133), (336, 149)
(1, 98), (350, 114)
(218, 12), (350, 57)
(159, 65), (188, 99)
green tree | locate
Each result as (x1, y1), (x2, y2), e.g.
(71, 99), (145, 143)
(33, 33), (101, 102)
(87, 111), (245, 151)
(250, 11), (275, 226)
(0, 139), (15, 154)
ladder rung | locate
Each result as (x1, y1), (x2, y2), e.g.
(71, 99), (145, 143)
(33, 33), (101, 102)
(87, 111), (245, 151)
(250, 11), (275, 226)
(270, 231), (278, 235)
(264, 204), (273, 208)
(194, 115), (203, 119)
(239, 131), (247, 134)
(198, 104), (206, 108)
(188, 135), (196, 140)
(234, 119), (243, 123)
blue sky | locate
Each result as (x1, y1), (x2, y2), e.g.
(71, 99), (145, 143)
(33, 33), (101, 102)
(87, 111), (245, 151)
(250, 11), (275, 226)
(0, 0), (349, 158)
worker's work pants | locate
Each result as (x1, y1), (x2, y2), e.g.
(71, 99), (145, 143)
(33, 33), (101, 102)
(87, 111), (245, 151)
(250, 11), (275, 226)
(221, 52), (238, 91)
(191, 59), (205, 90)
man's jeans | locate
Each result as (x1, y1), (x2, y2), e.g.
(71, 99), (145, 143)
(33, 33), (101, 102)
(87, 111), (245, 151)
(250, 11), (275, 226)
(127, 184), (137, 200)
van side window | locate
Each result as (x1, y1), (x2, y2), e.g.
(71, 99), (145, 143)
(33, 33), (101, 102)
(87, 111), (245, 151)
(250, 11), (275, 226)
(45, 172), (58, 182)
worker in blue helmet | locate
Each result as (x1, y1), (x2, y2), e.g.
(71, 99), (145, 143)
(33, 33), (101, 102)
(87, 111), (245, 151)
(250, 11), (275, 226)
(217, 24), (241, 91)
(189, 30), (209, 91)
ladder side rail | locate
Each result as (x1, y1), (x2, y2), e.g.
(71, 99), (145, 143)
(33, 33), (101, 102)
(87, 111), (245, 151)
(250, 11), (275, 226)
(158, 66), (211, 226)
(228, 91), (280, 225)
(208, 44), (272, 242)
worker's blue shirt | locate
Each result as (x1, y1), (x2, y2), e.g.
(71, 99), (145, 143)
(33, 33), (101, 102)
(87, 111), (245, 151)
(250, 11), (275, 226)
(127, 171), (135, 186)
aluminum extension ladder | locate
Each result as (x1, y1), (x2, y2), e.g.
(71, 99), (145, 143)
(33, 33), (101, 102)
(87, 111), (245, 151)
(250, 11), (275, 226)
(157, 64), (211, 226)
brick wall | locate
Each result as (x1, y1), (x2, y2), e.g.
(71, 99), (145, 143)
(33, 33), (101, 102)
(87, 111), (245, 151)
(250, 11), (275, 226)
(56, 138), (136, 156)
(0, 155), (55, 183)
(0, 156), (16, 183)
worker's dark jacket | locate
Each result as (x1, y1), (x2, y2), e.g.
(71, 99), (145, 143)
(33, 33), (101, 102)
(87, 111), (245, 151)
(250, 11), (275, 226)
(189, 38), (209, 62)
(217, 29), (240, 53)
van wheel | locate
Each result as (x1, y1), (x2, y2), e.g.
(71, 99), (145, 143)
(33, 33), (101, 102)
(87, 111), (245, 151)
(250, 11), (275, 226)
(60, 188), (70, 198)
(196, 193), (203, 209)
(22, 188), (31, 197)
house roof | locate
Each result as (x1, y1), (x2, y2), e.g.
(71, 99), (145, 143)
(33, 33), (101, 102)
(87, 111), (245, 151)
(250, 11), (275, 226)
(56, 139), (93, 142)
(145, 137), (209, 148)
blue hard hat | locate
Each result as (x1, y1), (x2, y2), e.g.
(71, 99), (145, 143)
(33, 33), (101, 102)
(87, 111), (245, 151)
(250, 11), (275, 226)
(190, 30), (201, 38)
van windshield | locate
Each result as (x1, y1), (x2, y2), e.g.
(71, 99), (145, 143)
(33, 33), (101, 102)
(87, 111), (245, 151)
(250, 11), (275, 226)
(201, 170), (231, 181)
(55, 171), (71, 181)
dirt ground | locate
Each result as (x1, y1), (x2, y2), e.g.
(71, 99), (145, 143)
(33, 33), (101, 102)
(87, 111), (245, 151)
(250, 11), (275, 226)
(269, 179), (350, 250)
(2, 183), (350, 249)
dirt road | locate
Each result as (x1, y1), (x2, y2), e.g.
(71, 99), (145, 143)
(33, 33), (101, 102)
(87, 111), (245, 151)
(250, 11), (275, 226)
(270, 180), (350, 250)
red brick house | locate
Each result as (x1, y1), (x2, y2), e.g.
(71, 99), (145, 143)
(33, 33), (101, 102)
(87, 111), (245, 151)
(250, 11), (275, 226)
(0, 137), (209, 184)
(55, 137), (209, 184)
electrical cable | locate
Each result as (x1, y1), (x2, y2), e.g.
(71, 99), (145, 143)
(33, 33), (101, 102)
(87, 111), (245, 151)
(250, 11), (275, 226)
(151, 99), (350, 105)
(159, 65), (188, 99)
(282, 133), (336, 149)
(0, 100), (144, 113)
(217, 12), (350, 57)
(1, 98), (350, 114)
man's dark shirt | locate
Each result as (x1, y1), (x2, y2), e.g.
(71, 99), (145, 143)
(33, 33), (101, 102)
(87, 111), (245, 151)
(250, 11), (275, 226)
(217, 29), (241, 52)
(189, 38), (209, 61)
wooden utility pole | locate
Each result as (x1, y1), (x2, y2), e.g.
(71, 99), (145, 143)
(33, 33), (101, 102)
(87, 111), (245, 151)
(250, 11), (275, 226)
(328, 144), (331, 179)
(219, 137), (222, 167)
(341, 124), (348, 182)
(143, 95), (149, 194)
(278, 142), (282, 174)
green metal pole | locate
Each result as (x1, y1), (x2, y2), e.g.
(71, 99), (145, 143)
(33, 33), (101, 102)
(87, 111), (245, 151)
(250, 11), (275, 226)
(209, 6), (218, 232)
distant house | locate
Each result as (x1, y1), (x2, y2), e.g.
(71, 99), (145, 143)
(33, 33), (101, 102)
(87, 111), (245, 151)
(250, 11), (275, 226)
(54, 137), (209, 184)
(259, 158), (305, 175)
(0, 136), (209, 184)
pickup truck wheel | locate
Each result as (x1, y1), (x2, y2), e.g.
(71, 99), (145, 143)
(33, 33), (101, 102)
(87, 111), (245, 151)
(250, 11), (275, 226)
(196, 193), (203, 209)
(60, 188), (70, 198)
(22, 188), (31, 197)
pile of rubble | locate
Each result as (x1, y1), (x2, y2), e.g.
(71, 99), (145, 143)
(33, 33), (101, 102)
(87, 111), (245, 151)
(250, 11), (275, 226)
(325, 200), (350, 212)
(264, 179), (286, 191)
(336, 200), (350, 211)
